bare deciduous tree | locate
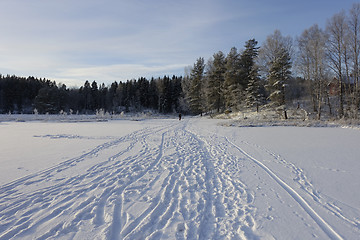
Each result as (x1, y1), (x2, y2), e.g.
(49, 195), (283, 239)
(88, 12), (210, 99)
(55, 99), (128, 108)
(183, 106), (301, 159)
(326, 11), (348, 117)
(348, 3), (360, 117)
(297, 24), (328, 119)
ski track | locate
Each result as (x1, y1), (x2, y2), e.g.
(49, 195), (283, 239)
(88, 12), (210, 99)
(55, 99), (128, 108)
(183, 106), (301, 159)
(0, 118), (356, 239)
(189, 121), (356, 240)
(237, 140), (360, 232)
(223, 138), (343, 240)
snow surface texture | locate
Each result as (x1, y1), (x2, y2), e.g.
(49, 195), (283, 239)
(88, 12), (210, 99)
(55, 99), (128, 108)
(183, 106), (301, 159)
(0, 117), (359, 239)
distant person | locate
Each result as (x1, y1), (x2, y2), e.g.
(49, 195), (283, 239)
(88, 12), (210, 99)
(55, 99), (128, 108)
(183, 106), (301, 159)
(179, 113), (182, 121)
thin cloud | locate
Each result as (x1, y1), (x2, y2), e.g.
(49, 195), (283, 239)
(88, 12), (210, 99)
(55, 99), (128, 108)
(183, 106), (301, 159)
(0, 0), (357, 86)
(54, 63), (188, 87)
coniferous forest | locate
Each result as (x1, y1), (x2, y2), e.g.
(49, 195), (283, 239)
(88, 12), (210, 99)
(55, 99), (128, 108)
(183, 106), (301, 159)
(0, 75), (182, 114)
(1, 3), (360, 119)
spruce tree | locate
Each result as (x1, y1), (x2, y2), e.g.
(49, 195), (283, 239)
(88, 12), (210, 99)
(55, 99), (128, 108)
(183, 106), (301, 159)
(224, 47), (242, 110)
(188, 57), (205, 114)
(149, 78), (159, 110)
(245, 66), (264, 112)
(240, 39), (260, 89)
(206, 51), (226, 113)
(267, 48), (292, 106)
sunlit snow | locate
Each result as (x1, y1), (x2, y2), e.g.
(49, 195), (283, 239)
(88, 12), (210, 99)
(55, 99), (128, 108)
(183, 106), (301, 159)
(0, 116), (359, 239)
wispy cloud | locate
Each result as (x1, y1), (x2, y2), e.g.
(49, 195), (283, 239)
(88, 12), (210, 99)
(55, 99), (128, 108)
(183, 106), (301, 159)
(1, 0), (232, 85)
(54, 63), (188, 87)
(0, 0), (356, 86)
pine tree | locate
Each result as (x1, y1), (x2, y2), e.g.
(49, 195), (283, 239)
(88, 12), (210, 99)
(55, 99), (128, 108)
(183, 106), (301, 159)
(266, 47), (292, 119)
(245, 66), (264, 112)
(239, 39), (260, 89)
(224, 47), (242, 109)
(158, 76), (172, 113)
(80, 80), (92, 111)
(171, 76), (183, 112)
(91, 81), (99, 111)
(148, 78), (159, 110)
(206, 51), (226, 113)
(188, 57), (205, 114)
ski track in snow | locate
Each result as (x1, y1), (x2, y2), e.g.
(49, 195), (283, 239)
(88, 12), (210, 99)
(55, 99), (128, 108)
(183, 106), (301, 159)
(0, 118), (357, 239)
(236, 140), (360, 233)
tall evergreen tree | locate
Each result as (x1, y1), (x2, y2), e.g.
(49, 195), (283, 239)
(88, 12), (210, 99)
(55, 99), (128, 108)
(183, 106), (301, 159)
(245, 66), (264, 112)
(206, 51), (226, 112)
(171, 76), (183, 113)
(158, 76), (172, 113)
(34, 86), (62, 114)
(188, 57), (205, 114)
(240, 39), (260, 89)
(224, 47), (242, 109)
(79, 80), (91, 112)
(91, 80), (99, 110)
(259, 30), (293, 118)
(267, 47), (292, 110)
(148, 78), (159, 110)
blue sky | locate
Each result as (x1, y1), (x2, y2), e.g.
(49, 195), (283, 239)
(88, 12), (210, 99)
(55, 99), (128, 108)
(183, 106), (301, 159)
(0, 0), (356, 87)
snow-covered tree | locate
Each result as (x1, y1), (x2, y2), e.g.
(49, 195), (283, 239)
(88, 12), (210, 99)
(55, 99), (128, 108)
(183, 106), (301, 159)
(245, 66), (264, 112)
(259, 30), (293, 118)
(267, 47), (292, 107)
(240, 39), (260, 89)
(259, 30), (292, 76)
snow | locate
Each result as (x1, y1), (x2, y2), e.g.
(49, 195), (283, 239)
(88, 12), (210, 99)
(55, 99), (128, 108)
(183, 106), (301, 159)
(0, 116), (359, 239)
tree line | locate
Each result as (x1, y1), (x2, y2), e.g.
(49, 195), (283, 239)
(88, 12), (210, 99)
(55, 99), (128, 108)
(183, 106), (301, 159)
(1, 3), (360, 119)
(184, 3), (360, 119)
(0, 74), (183, 114)
(183, 34), (294, 118)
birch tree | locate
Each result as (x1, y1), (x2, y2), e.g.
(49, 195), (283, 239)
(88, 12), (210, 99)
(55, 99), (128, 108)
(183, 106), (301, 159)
(326, 11), (348, 117)
(348, 3), (360, 116)
(297, 24), (328, 119)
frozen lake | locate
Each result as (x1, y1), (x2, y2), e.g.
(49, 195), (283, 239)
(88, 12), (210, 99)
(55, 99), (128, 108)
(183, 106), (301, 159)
(0, 117), (359, 239)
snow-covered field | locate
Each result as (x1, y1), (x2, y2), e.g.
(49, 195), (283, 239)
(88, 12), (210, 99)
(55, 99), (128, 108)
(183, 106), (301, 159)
(0, 116), (359, 239)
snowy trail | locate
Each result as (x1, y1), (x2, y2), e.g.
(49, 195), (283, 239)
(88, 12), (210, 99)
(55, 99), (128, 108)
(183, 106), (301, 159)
(0, 122), (173, 239)
(187, 119), (360, 239)
(188, 123), (342, 239)
(0, 118), (359, 239)
(223, 138), (342, 240)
